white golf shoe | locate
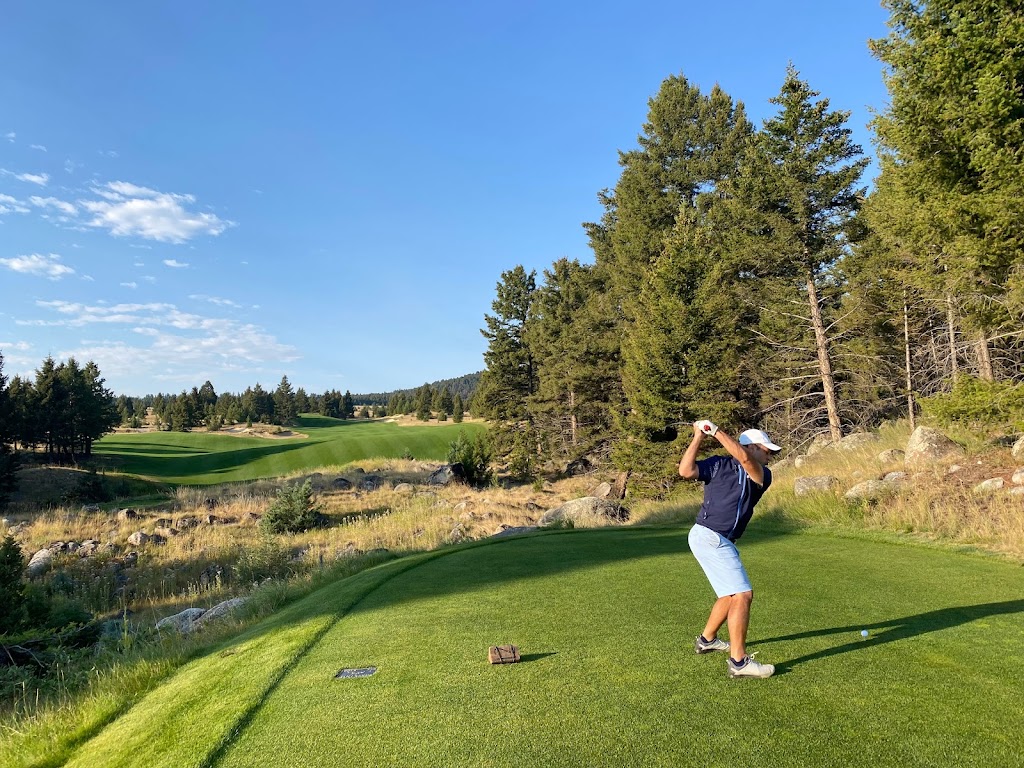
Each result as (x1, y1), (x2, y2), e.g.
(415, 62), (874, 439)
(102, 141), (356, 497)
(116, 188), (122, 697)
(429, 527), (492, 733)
(727, 653), (775, 678)
(694, 635), (730, 654)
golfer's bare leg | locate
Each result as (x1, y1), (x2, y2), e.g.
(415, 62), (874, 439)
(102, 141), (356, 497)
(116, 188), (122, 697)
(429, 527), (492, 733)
(702, 595), (733, 641)
(726, 590), (753, 661)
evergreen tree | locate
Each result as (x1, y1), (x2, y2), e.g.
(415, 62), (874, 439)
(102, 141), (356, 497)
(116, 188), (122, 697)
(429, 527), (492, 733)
(274, 376), (296, 424)
(475, 266), (538, 421)
(452, 393), (464, 423)
(342, 390), (355, 419)
(0, 535), (26, 633)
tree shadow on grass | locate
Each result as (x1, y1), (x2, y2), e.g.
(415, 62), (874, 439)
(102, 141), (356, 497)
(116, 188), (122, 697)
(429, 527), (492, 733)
(95, 440), (328, 481)
(760, 599), (1024, 674)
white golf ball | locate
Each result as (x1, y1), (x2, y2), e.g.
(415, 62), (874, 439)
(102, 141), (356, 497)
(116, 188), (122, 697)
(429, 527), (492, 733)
(861, 630), (869, 638)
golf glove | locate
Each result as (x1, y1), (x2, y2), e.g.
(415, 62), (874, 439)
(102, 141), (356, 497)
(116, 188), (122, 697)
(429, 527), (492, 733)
(695, 420), (719, 437)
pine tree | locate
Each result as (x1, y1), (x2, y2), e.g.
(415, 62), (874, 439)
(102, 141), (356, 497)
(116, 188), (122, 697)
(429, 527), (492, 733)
(452, 393), (464, 423)
(274, 376), (296, 424)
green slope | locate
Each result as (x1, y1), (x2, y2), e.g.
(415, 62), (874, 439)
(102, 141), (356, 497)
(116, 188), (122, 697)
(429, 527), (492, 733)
(92, 415), (484, 485)
(61, 526), (1024, 767)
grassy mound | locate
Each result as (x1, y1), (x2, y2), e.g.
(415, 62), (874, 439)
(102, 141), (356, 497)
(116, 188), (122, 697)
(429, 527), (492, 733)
(92, 416), (485, 485)
(52, 526), (1024, 767)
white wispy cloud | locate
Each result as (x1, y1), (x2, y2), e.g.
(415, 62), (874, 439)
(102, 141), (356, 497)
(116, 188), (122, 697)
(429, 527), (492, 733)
(4, 132), (14, 143)
(16, 172), (49, 186)
(0, 253), (75, 280)
(120, 282), (138, 289)
(0, 193), (30, 215)
(79, 181), (233, 243)
(163, 259), (189, 268)
(30, 144), (47, 152)
(189, 294), (242, 308)
(30, 300), (300, 381)
(29, 195), (77, 215)
(64, 159), (79, 174)
(0, 341), (31, 351)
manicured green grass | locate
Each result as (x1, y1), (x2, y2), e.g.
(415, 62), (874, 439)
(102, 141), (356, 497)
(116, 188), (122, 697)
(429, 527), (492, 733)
(91, 415), (485, 485)
(52, 525), (1024, 767)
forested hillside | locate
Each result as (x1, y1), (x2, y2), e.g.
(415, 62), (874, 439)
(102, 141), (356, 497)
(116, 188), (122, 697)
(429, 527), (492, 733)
(474, 2), (1024, 494)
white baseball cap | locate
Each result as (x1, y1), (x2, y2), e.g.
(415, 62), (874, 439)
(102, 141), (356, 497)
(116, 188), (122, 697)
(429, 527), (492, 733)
(739, 428), (782, 452)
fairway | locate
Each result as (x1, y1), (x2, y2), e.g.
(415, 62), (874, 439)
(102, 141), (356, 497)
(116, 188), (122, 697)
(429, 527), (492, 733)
(92, 415), (485, 485)
(60, 525), (1024, 767)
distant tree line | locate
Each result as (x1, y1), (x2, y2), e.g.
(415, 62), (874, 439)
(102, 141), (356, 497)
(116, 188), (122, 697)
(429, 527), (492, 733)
(355, 372), (480, 406)
(0, 352), (120, 485)
(475, 1), (1024, 493)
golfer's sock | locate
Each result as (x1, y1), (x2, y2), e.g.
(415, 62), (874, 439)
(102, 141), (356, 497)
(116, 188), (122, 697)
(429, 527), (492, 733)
(699, 635), (712, 644)
(730, 657), (747, 668)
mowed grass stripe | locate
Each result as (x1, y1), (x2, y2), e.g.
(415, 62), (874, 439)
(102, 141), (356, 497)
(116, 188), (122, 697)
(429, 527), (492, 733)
(61, 552), (449, 768)
(213, 528), (1024, 768)
(93, 416), (484, 485)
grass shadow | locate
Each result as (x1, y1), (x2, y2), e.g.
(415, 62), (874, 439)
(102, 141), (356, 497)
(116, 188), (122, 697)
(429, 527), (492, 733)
(762, 599), (1024, 673)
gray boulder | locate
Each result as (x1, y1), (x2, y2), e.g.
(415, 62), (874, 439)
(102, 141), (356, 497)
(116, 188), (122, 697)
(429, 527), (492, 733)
(904, 427), (965, 469)
(331, 477), (352, 490)
(1008, 486), (1024, 497)
(844, 479), (890, 501)
(1012, 468), (1024, 486)
(806, 435), (834, 456)
(193, 598), (248, 628)
(26, 548), (54, 578)
(793, 455), (810, 468)
(973, 478), (1004, 494)
(1013, 435), (1024, 459)
(794, 476), (840, 496)
(539, 497), (628, 527)
(117, 508), (138, 521)
(127, 531), (151, 546)
(394, 483), (415, 493)
(360, 475), (384, 491)
(428, 464), (466, 486)
(155, 607), (207, 634)
(877, 449), (906, 464)
(838, 433), (880, 451)
(590, 482), (613, 499)
(882, 471), (909, 488)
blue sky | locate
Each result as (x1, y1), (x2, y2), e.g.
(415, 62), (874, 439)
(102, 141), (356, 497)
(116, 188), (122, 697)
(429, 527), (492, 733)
(0, 1), (891, 397)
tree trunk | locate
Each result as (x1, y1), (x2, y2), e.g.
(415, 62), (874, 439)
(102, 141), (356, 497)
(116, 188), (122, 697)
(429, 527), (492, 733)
(806, 274), (843, 442)
(945, 293), (960, 382)
(975, 330), (994, 381)
(568, 386), (578, 447)
(903, 291), (916, 431)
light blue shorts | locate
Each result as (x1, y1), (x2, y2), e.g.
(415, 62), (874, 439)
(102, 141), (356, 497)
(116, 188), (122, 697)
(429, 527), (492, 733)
(688, 524), (753, 598)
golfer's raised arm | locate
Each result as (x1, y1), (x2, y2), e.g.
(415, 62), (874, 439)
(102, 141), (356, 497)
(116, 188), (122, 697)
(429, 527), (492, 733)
(714, 429), (764, 486)
(678, 423), (704, 480)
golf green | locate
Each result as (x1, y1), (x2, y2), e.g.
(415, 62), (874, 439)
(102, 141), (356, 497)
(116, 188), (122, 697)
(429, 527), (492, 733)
(64, 526), (1024, 767)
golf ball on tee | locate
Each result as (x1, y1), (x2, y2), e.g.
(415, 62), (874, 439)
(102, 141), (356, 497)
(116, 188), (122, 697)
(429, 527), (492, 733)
(861, 630), (869, 638)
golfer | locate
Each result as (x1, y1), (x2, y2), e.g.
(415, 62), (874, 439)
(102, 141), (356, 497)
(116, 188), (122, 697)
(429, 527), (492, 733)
(679, 419), (781, 678)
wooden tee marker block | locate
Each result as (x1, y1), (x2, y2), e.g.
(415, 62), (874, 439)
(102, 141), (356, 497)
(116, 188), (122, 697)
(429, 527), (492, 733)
(488, 644), (521, 664)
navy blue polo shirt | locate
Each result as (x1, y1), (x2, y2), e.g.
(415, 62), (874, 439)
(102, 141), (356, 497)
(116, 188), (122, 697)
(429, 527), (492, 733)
(695, 455), (772, 542)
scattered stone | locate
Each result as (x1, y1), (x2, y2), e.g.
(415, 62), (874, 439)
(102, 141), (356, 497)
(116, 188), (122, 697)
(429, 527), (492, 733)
(1008, 487), (1024, 497)
(948, 465), (962, 474)
(176, 516), (199, 530)
(793, 455), (810, 469)
(427, 464), (466, 486)
(117, 508), (138, 521)
(241, 512), (262, 525)
(806, 435), (834, 456)
(154, 518), (173, 528)
(155, 527), (178, 538)
(458, 510), (475, 522)
(590, 482), (613, 499)
(155, 607), (206, 634)
(539, 497), (629, 527)
(794, 476), (840, 496)
(193, 597), (248, 628)
(449, 525), (467, 543)
(453, 501), (469, 512)
(123, 551), (139, 567)
(394, 483), (415, 493)
(882, 472), (909, 488)
(81, 504), (101, 514)
(204, 497), (218, 510)
(1013, 435), (1024, 459)
(1012, 468), (1024, 486)
(769, 456), (795, 471)
(361, 475), (385, 491)
(79, 540), (101, 557)
(26, 548), (53, 578)
(844, 479), (890, 501)
(202, 514), (219, 525)
(905, 426), (965, 469)
(877, 449), (906, 464)
(973, 478), (1004, 494)
(525, 501), (542, 512)
(331, 477), (352, 490)
(838, 433), (881, 451)
(127, 531), (151, 546)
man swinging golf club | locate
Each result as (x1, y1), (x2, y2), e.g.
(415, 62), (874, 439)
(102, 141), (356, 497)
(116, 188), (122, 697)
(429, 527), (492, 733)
(679, 419), (781, 678)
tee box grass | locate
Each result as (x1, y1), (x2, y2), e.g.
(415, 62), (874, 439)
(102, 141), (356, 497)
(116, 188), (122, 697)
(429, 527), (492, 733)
(56, 526), (1024, 767)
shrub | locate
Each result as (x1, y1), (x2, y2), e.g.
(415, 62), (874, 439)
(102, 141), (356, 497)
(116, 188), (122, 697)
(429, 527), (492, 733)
(261, 480), (322, 534)
(233, 532), (294, 584)
(920, 376), (1024, 432)
(447, 431), (492, 486)
(62, 467), (112, 505)
(0, 535), (26, 635)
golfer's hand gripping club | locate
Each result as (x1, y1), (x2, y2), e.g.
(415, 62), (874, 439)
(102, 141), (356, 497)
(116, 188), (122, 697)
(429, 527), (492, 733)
(694, 419), (719, 437)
